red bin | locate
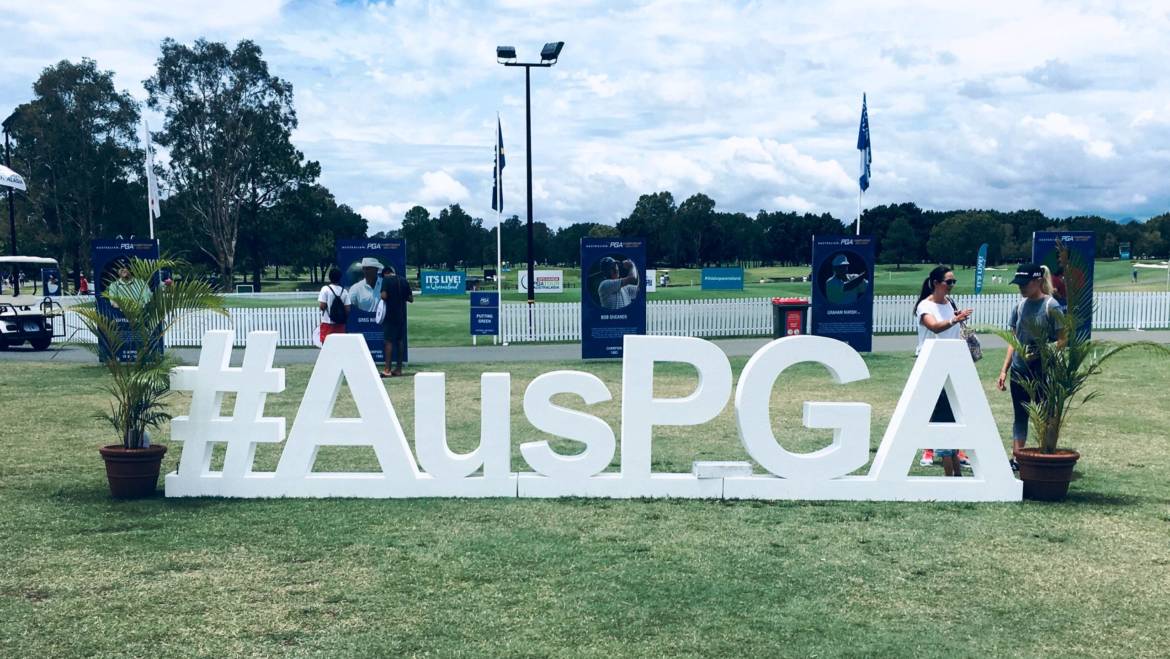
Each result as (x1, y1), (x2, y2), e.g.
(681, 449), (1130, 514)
(771, 297), (810, 338)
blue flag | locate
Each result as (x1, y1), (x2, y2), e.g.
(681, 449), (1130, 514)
(857, 94), (871, 192)
(975, 243), (989, 294)
(491, 117), (505, 212)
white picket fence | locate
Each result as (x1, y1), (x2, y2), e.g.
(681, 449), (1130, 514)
(500, 292), (1170, 342)
(53, 292), (1170, 347)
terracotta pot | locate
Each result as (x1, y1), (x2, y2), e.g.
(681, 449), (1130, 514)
(1014, 447), (1080, 501)
(99, 444), (168, 499)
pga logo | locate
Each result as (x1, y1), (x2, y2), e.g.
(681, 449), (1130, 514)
(165, 332), (1021, 502)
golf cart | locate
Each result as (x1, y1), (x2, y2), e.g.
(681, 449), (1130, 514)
(0, 256), (65, 351)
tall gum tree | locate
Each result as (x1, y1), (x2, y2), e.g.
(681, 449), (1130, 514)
(145, 38), (317, 290)
(6, 59), (141, 283)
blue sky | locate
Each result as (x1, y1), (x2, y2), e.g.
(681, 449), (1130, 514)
(2, 0), (1169, 234)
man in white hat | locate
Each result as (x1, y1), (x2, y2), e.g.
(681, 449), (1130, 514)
(347, 257), (384, 312)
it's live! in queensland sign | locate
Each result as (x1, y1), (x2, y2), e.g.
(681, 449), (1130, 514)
(422, 271), (466, 295)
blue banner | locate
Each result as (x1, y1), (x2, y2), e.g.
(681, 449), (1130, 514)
(701, 267), (744, 290)
(336, 239), (408, 363)
(421, 270), (466, 295)
(974, 243), (989, 295)
(581, 238), (647, 359)
(810, 234), (875, 352)
(470, 291), (499, 336)
(1033, 231), (1095, 339)
(91, 238), (161, 362)
(41, 267), (62, 297)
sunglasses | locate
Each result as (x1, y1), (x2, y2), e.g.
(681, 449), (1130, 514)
(943, 279), (957, 286)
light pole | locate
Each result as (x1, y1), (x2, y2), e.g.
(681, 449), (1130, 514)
(496, 42), (563, 320)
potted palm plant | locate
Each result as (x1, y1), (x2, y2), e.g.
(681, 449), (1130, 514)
(1002, 243), (1169, 501)
(71, 257), (226, 498)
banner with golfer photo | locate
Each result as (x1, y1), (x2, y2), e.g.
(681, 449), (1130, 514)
(1032, 230), (1095, 340)
(336, 239), (407, 362)
(91, 238), (161, 362)
(580, 237), (647, 359)
(41, 267), (62, 297)
(810, 234), (875, 352)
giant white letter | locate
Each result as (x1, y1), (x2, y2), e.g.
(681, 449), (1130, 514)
(618, 335), (730, 497)
(520, 370), (615, 481)
(274, 334), (421, 496)
(413, 372), (516, 496)
(734, 335), (871, 482)
(866, 339), (1021, 501)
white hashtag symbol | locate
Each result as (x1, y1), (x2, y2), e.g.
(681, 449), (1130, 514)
(171, 330), (285, 479)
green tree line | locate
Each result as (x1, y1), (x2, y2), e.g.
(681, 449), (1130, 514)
(387, 195), (1169, 273)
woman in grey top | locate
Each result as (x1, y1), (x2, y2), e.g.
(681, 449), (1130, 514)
(996, 263), (1065, 467)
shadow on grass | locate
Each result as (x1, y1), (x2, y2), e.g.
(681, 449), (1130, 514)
(1061, 490), (1170, 507)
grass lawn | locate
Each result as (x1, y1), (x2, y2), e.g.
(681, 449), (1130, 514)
(3, 349), (1170, 656)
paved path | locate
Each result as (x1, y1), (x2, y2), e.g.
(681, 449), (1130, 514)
(6, 330), (1170, 367)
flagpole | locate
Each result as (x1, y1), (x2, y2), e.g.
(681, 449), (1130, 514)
(496, 114), (504, 346)
(144, 120), (155, 240)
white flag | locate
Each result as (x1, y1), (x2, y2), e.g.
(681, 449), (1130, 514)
(144, 120), (160, 220)
(0, 163), (25, 192)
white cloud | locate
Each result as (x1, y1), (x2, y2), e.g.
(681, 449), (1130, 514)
(772, 194), (817, 213)
(1021, 113), (1115, 159)
(357, 204), (391, 225)
(419, 171), (470, 205)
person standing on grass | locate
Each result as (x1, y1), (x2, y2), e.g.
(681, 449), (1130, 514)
(380, 265), (413, 378)
(913, 265), (974, 477)
(317, 267), (350, 346)
(997, 263), (1065, 470)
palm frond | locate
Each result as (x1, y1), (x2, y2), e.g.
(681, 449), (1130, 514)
(988, 242), (1170, 453)
(67, 255), (226, 448)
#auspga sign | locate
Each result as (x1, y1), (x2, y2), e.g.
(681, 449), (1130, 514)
(165, 332), (1022, 502)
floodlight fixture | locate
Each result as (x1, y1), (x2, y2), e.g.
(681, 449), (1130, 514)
(540, 41), (564, 63)
(495, 42), (565, 311)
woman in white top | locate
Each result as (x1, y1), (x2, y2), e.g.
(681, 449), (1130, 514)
(913, 265), (973, 477)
